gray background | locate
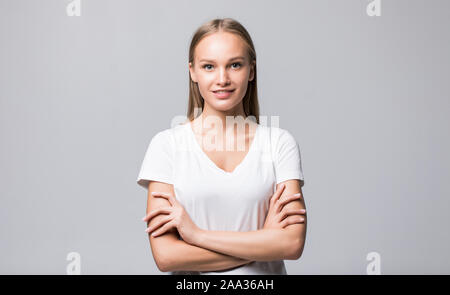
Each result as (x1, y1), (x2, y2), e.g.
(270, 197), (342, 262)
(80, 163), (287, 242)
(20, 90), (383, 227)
(1, 0), (449, 274)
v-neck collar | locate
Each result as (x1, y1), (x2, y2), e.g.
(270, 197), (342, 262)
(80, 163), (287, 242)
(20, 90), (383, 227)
(185, 122), (260, 176)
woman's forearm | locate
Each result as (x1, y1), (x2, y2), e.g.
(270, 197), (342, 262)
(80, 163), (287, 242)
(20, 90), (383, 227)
(192, 228), (297, 262)
(163, 238), (252, 272)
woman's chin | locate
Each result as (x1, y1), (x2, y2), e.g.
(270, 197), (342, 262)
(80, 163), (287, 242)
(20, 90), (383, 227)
(211, 101), (240, 112)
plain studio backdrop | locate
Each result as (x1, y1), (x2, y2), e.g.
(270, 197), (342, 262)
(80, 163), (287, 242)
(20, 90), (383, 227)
(0, 0), (449, 274)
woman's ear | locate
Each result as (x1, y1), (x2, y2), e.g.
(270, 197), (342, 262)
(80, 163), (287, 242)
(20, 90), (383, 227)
(189, 62), (197, 83)
(249, 60), (256, 82)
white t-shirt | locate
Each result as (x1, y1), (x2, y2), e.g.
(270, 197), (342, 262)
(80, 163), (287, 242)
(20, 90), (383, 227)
(137, 122), (305, 275)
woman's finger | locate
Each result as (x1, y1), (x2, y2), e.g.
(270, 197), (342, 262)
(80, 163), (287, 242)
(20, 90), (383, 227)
(277, 208), (307, 222)
(280, 215), (305, 228)
(276, 193), (302, 213)
(142, 206), (172, 222)
(145, 215), (172, 233)
(151, 192), (178, 206)
(270, 184), (286, 207)
(150, 220), (175, 237)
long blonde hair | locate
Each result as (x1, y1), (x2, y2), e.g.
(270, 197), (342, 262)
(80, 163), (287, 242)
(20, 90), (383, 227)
(187, 18), (260, 124)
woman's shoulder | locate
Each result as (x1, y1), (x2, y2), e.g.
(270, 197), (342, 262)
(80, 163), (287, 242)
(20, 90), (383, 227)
(152, 122), (186, 139)
(147, 127), (174, 148)
(150, 123), (192, 151)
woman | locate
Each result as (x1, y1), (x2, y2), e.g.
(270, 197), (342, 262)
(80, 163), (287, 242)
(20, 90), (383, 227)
(137, 18), (307, 275)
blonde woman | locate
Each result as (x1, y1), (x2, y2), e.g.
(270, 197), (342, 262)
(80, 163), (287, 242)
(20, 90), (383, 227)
(137, 18), (307, 275)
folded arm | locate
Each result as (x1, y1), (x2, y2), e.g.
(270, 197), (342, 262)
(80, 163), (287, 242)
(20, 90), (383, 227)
(146, 179), (306, 272)
(152, 232), (252, 272)
(146, 181), (252, 272)
(191, 180), (307, 261)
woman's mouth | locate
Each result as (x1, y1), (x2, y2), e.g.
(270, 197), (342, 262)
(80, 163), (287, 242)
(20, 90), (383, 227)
(212, 89), (235, 99)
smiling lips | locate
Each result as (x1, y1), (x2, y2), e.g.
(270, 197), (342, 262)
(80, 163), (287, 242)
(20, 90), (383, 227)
(212, 89), (235, 99)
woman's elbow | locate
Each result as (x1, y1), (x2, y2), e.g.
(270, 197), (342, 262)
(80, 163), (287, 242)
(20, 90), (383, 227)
(151, 240), (175, 272)
(155, 258), (168, 272)
(154, 251), (172, 272)
(286, 238), (304, 260)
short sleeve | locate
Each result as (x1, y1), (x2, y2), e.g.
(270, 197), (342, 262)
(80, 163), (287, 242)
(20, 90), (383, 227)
(271, 128), (305, 187)
(136, 130), (174, 190)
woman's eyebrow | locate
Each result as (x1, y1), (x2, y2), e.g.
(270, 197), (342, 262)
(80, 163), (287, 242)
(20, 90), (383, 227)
(199, 56), (245, 63)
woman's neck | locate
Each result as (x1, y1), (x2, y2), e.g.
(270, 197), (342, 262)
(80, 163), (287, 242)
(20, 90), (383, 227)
(192, 104), (255, 136)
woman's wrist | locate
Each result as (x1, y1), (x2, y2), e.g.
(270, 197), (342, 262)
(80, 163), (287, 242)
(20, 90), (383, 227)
(192, 227), (206, 246)
(192, 228), (253, 265)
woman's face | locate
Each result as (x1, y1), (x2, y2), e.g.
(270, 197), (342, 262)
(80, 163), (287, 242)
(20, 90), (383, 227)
(189, 32), (255, 113)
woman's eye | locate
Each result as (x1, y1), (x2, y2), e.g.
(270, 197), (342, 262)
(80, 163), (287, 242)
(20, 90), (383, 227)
(202, 63), (242, 70)
(231, 62), (242, 69)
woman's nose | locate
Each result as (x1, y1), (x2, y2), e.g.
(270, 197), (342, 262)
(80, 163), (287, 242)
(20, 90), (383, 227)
(217, 68), (230, 84)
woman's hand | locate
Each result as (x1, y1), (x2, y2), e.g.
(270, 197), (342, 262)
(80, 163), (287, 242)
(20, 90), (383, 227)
(142, 192), (200, 245)
(263, 183), (306, 230)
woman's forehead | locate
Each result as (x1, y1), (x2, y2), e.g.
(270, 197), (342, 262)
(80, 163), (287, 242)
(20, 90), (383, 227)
(195, 32), (247, 61)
